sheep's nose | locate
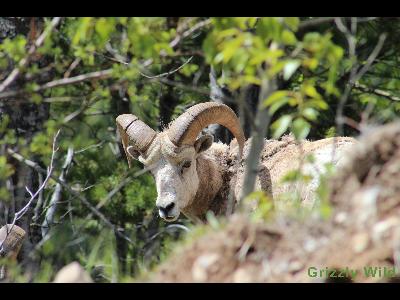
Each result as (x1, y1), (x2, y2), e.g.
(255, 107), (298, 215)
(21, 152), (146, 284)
(157, 202), (175, 216)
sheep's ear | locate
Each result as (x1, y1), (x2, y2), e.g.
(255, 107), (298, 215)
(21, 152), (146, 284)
(194, 134), (213, 154)
(126, 146), (141, 160)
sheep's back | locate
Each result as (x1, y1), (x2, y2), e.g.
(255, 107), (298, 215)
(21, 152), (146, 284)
(231, 136), (356, 208)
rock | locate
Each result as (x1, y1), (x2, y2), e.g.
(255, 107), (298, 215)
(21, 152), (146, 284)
(53, 262), (93, 283)
(352, 232), (369, 253)
(233, 267), (253, 283)
(192, 253), (219, 282)
(0, 224), (26, 259)
(0, 224), (26, 281)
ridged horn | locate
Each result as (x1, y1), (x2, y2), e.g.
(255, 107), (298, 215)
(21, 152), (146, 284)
(167, 102), (245, 157)
(0, 225), (26, 259)
(116, 114), (156, 168)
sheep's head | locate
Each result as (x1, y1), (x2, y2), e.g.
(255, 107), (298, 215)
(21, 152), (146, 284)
(116, 102), (245, 222)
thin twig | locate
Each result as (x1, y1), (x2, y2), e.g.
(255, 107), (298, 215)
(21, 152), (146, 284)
(64, 58), (81, 79)
(74, 141), (105, 154)
(62, 96), (100, 124)
(139, 56), (193, 79)
(169, 19), (212, 48)
(354, 82), (400, 102)
(94, 50), (209, 95)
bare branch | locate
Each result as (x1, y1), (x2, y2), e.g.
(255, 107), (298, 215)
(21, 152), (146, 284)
(63, 58), (81, 79)
(41, 146), (74, 238)
(0, 69), (113, 100)
(354, 82), (400, 102)
(32, 173), (44, 222)
(74, 141), (105, 154)
(299, 17), (337, 29)
(334, 17), (359, 137)
(299, 17), (379, 30)
(240, 70), (277, 203)
(169, 19), (212, 48)
(352, 33), (387, 84)
(139, 56), (193, 79)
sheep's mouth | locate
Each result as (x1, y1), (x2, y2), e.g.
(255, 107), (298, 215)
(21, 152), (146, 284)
(162, 214), (179, 222)
(158, 207), (179, 222)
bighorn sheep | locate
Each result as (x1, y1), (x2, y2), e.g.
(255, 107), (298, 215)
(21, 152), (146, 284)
(116, 102), (355, 222)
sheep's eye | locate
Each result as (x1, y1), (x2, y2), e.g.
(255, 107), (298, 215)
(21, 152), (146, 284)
(182, 161), (191, 169)
(180, 161), (191, 175)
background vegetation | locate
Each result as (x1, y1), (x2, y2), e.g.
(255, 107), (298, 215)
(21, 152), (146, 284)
(1, 17), (400, 282)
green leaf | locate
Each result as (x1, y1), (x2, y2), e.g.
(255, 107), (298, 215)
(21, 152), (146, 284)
(303, 58), (319, 70)
(284, 17), (300, 31)
(325, 126), (336, 138)
(303, 84), (319, 98)
(272, 115), (292, 139)
(269, 97), (289, 115)
(281, 30), (297, 45)
(220, 35), (245, 63)
(72, 17), (92, 45)
(302, 107), (319, 121)
(305, 99), (328, 110)
(264, 91), (289, 107)
(281, 169), (301, 183)
(305, 154), (316, 163)
(292, 118), (310, 140)
(283, 60), (300, 80)
(95, 18), (114, 43)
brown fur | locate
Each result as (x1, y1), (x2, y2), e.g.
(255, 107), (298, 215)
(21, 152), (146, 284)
(181, 156), (224, 221)
(183, 134), (356, 220)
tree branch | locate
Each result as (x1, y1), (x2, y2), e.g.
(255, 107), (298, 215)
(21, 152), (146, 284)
(169, 18), (212, 48)
(354, 82), (400, 102)
(41, 146), (74, 238)
(299, 17), (379, 30)
(239, 76), (277, 202)
(0, 69), (113, 100)
(139, 56), (193, 79)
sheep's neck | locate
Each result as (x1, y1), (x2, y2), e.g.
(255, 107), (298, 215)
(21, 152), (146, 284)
(181, 155), (226, 222)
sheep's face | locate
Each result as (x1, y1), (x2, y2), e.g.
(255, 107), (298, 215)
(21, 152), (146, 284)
(127, 133), (213, 222)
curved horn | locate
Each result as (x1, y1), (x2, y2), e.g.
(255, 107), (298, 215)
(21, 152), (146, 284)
(116, 114), (156, 168)
(167, 102), (245, 157)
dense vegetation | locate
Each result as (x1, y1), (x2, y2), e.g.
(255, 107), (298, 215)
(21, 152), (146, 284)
(1, 17), (400, 282)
